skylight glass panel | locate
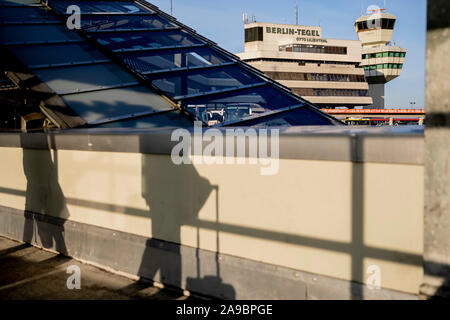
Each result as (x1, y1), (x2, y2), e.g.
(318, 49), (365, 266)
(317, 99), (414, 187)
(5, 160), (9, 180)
(81, 15), (174, 32)
(0, 7), (59, 23)
(48, 0), (150, 14)
(9, 43), (108, 68)
(232, 107), (335, 127)
(96, 111), (193, 129)
(151, 66), (262, 99)
(180, 86), (304, 125)
(0, 24), (83, 45)
(0, 0), (40, 6)
(61, 85), (174, 124)
(34, 63), (137, 95)
(121, 47), (230, 73)
(90, 30), (202, 51)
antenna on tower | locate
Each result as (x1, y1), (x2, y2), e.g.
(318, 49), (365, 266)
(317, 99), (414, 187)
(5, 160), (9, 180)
(170, 0), (173, 16)
(296, 2), (299, 25)
(243, 12), (248, 24)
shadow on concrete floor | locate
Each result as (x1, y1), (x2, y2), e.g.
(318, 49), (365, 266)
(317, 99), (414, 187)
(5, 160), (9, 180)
(0, 237), (197, 300)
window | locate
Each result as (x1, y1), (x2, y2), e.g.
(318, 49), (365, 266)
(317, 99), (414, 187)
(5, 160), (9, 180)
(395, 52), (400, 57)
(376, 53), (383, 58)
(383, 52), (389, 57)
(389, 52), (395, 57)
(381, 18), (396, 29)
(245, 27), (264, 43)
(281, 44), (347, 55)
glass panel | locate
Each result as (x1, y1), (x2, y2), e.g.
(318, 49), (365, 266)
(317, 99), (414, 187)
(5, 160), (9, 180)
(0, 25), (83, 44)
(48, 0), (150, 14)
(81, 15), (174, 32)
(151, 66), (261, 98)
(122, 47), (230, 73)
(182, 86), (302, 125)
(61, 85), (173, 123)
(0, 7), (59, 23)
(9, 43), (108, 67)
(97, 111), (193, 129)
(0, 0), (39, 5)
(90, 30), (201, 51)
(382, 52), (388, 57)
(235, 107), (334, 127)
(34, 63), (137, 94)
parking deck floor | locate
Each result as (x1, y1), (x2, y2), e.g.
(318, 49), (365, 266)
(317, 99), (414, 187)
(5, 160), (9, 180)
(0, 236), (193, 300)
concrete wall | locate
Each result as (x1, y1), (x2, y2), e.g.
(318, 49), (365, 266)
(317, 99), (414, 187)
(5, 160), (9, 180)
(0, 128), (424, 297)
(421, 0), (450, 299)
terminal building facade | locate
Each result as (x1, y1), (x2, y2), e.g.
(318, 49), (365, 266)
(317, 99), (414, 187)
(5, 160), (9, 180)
(237, 22), (373, 108)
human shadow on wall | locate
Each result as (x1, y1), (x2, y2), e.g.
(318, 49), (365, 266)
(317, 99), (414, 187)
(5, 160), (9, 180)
(133, 139), (235, 299)
(21, 134), (69, 254)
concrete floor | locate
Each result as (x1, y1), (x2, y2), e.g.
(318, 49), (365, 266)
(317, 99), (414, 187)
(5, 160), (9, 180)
(0, 236), (193, 300)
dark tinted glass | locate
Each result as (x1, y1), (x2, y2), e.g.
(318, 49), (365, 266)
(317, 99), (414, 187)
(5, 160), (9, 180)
(91, 30), (201, 51)
(122, 47), (230, 73)
(245, 27), (263, 43)
(81, 15), (174, 32)
(151, 66), (262, 98)
(182, 86), (303, 125)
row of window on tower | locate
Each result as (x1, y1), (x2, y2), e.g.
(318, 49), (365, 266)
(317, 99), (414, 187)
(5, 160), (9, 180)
(363, 64), (403, 70)
(362, 52), (406, 59)
(355, 18), (396, 31)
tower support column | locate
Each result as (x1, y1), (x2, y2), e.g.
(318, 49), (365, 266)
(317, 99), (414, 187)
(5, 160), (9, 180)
(367, 83), (385, 109)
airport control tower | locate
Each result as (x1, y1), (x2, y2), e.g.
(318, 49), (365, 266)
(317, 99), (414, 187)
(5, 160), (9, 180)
(355, 8), (407, 109)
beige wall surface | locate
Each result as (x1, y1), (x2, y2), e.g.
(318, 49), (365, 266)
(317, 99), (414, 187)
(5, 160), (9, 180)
(0, 147), (423, 294)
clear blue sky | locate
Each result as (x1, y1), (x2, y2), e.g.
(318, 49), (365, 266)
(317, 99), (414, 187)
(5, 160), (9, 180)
(146, 0), (427, 108)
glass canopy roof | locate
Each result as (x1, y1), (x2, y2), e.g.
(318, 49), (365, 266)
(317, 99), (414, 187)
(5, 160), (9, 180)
(0, 0), (340, 128)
